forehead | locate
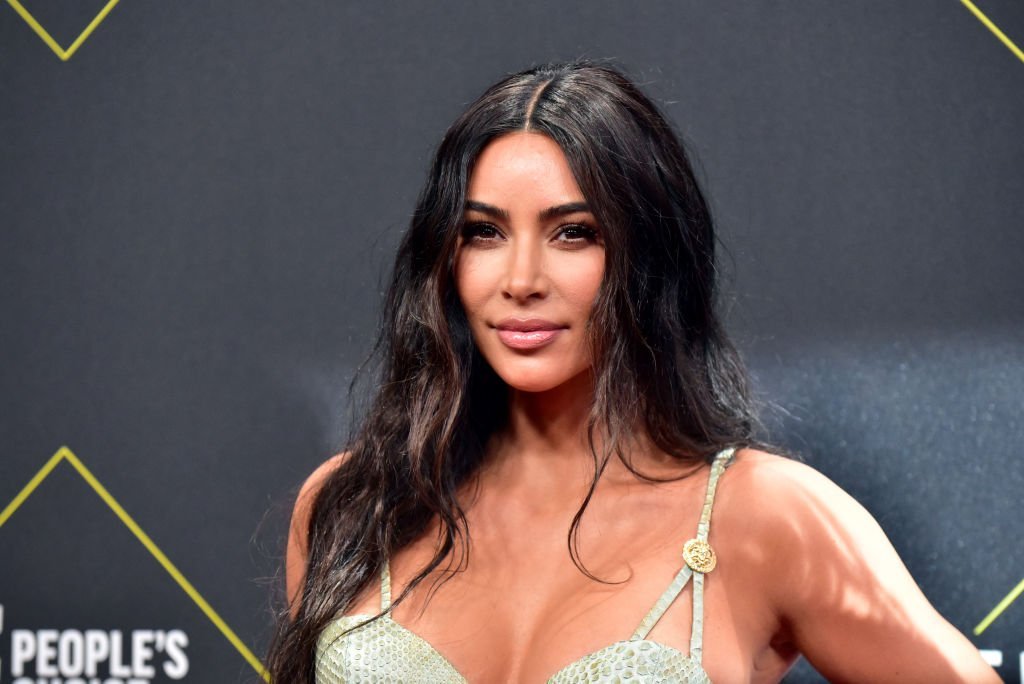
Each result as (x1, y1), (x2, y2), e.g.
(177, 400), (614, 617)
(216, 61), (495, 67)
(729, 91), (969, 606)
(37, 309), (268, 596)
(467, 132), (586, 208)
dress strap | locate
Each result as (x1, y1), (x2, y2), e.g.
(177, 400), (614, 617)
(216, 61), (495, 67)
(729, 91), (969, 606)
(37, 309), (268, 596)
(380, 559), (392, 612)
(630, 446), (735, 660)
(629, 564), (694, 641)
(688, 446), (733, 663)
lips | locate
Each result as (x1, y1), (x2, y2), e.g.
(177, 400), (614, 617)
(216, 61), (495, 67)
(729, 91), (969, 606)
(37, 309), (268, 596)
(493, 318), (566, 350)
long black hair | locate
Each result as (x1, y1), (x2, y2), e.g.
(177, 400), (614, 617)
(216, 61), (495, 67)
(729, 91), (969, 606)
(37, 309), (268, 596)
(266, 60), (761, 683)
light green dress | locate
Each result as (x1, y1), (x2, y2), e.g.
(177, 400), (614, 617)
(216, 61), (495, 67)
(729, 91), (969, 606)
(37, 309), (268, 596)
(315, 447), (735, 683)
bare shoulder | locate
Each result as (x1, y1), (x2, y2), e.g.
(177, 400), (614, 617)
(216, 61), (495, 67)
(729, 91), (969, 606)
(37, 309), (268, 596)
(285, 452), (351, 617)
(716, 448), (997, 682)
(295, 452), (350, 514)
(717, 447), (911, 600)
(722, 446), (845, 500)
(290, 451), (352, 552)
(717, 447), (874, 537)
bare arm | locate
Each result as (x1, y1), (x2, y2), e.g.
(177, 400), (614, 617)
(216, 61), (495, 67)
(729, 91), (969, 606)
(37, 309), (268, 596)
(745, 455), (998, 683)
(285, 453), (347, 620)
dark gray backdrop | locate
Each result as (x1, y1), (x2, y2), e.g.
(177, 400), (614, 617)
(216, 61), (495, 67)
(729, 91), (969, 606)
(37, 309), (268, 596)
(2, 2), (1022, 682)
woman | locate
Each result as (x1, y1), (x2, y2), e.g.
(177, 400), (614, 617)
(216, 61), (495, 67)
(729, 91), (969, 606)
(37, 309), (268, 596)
(268, 62), (996, 682)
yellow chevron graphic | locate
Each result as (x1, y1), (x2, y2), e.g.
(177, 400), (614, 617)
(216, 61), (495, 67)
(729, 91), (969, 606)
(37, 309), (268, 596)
(5, 0), (121, 61)
(958, 2), (1021, 639)
(960, 0), (1024, 64)
(975, 576), (1024, 635)
(0, 446), (271, 682)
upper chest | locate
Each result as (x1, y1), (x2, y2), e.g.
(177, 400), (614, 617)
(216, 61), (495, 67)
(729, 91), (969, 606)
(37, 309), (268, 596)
(341, 475), (788, 682)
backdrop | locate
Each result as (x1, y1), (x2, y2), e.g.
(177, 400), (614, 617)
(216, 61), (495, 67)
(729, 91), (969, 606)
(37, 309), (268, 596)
(1, 2), (1022, 682)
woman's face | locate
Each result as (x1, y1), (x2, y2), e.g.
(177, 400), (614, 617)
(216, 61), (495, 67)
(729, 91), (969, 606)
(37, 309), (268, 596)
(454, 132), (605, 394)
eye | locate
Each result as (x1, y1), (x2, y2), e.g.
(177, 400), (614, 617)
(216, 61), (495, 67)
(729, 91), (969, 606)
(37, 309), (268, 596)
(460, 222), (503, 244)
(555, 223), (600, 246)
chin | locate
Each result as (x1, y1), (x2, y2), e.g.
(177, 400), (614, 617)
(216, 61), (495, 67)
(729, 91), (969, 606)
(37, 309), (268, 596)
(499, 375), (566, 394)
(490, 362), (592, 395)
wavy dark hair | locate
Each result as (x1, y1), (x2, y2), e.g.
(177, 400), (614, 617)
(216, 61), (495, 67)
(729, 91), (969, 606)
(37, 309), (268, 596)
(266, 60), (761, 683)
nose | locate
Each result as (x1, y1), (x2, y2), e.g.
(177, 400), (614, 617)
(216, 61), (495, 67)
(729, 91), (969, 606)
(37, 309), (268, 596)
(501, 236), (547, 302)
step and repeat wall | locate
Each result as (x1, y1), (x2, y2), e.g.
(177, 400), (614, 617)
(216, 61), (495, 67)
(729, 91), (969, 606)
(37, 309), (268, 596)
(2, 2), (1021, 682)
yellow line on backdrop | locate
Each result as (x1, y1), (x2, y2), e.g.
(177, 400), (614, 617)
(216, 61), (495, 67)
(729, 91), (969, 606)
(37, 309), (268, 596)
(958, 0), (1023, 639)
(0, 446), (271, 682)
(5, 0), (121, 61)
(975, 577), (1024, 635)
(0, 447), (63, 527)
(960, 0), (1024, 64)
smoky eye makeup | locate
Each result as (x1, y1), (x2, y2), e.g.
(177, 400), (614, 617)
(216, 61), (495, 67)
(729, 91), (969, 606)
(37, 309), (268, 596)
(459, 220), (502, 243)
(557, 222), (600, 240)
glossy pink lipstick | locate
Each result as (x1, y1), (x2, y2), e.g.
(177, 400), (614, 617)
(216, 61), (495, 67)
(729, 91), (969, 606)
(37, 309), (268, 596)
(494, 318), (565, 350)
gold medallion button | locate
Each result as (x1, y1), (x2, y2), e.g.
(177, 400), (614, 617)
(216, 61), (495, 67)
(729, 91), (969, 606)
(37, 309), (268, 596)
(683, 538), (717, 573)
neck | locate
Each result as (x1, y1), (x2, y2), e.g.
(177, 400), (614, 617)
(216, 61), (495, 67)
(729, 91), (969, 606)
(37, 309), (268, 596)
(505, 370), (595, 454)
(476, 372), (689, 500)
(477, 370), (604, 498)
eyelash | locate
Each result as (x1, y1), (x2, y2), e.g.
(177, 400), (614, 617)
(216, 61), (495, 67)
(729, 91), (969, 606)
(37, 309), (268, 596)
(460, 222), (600, 246)
(557, 224), (600, 244)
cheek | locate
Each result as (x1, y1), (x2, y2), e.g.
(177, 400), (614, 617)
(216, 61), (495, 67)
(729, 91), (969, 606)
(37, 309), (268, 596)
(559, 256), (605, 311)
(454, 253), (493, 320)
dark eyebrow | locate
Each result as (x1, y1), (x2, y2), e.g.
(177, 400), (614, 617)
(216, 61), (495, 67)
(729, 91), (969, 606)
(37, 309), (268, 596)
(464, 200), (591, 221)
(539, 202), (591, 220)
(464, 200), (509, 220)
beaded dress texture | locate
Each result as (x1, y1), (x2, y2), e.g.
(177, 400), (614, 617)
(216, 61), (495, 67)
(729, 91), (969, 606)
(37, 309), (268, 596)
(315, 447), (734, 683)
